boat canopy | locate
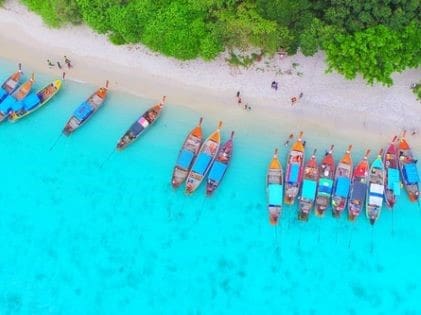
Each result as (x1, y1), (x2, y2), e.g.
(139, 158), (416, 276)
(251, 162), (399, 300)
(208, 160), (227, 182)
(176, 149), (194, 170)
(268, 184), (283, 206)
(403, 163), (419, 184)
(288, 164), (299, 184)
(319, 178), (333, 194)
(369, 183), (384, 196)
(129, 120), (145, 135)
(387, 168), (400, 189)
(302, 179), (317, 200)
(192, 152), (212, 175)
(22, 93), (40, 110)
(0, 95), (15, 113)
(368, 195), (383, 207)
(351, 181), (367, 201)
(335, 177), (350, 197)
(74, 102), (93, 121)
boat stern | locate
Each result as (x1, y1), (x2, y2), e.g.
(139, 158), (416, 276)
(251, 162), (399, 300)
(268, 206), (281, 225)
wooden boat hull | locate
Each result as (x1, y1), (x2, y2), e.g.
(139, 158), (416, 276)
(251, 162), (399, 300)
(332, 146), (353, 217)
(383, 139), (400, 208)
(185, 122), (222, 194)
(63, 85), (108, 135)
(206, 131), (234, 196)
(266, 149), (283, 225)
(348, 152), (370, 221)
(398, 137), (419, 202)
(171, 118), (203, 188)
(9, 80), (62, 122)
(284, 133), (305, 205)
(366, 156), (385, 225)
(298, 153), (318, 221)
(116, 97), (165, 150)
(0, 69), (22, 103)
(315, 146), (335, 216)
(0, 75), (34, 122)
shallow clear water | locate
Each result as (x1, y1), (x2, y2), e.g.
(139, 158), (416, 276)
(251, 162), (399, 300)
(0, 59), (420, 314)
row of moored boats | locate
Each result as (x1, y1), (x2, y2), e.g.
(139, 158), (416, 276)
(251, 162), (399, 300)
(266, 132), (419, 225)
(1, 65), (418, 218)
(0, 65), (166, 148)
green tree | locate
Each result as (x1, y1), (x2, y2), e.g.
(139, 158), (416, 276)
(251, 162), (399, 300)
(142, 1), (222, 60)
(324, 23), (421, 86)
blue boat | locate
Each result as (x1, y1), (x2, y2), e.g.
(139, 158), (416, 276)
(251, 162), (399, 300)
(266, 148), (283, 225)
(185, 121), (222, 194)
(0, 73), (35, 122)
(9, 79), (62, 122)
(315, 145), (335, 216)
(366, 152), (385, 225)
(331, 145), (353, 217)
(298, 149), (319, 221)
(398, 133), (419, 202)
(62, 81), (109, 135)
(206, 131), (234, 196)
(171, 117), (204, 188)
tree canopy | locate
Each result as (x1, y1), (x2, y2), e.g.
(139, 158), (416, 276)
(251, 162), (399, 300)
(18, 0), (421, 86)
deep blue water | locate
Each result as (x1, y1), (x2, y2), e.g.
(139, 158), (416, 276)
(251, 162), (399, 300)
(0, 59), (420, 314)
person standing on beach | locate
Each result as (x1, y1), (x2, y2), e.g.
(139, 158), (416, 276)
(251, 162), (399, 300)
(57, 61), (62, 69)
(47, 59), (55, 67)
(291, 96), (297, 106)
(64, 56), (72, 69)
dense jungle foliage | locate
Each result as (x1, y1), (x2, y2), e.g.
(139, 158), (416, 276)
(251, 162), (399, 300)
(18, 0), (421, 86)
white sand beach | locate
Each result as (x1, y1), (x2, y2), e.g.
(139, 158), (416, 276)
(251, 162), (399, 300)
(0, 0), (420, 149)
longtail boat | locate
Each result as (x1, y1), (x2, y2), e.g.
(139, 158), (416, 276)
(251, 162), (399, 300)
(116, 96), (166, 150)
(383, 136), (400, 208)
(63, 81), (109, 135)
(0, 64), (22, 103)
(366, 150), (385, 225)
(284, 131), (305, 205)
(298, 149), (319, 221)
(398, 132), (419, 202)
(315, 145), (335, 216)
(348, 149), (371, 221)
(0, 73), (35, 122)
(185, 121), (222, 194)
(206, 131), (234, 196)
(331, 145), (353, 217)
(266, 148), (284, 225)
(171, 117), (204, 188)
(9, 79), (62, 122)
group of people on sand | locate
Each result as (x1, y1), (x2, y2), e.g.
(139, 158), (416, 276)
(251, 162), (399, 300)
(47, 56), (72, 70)
(236, 91), (251, 111)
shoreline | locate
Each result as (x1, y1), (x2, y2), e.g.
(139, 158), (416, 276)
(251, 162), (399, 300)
(0, 0), (420, 150)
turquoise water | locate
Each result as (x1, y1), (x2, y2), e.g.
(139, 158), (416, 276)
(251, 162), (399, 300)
(0, 59), (420, 314)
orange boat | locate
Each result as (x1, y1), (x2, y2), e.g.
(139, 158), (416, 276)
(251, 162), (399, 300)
(171, 117), (204, 188)
(348, 149), (371, 221)
(298, 149), (319, 221)
(63, 80), (109, 135)
(398, 132), (419, 202)
(266, 148), (284, 225)
(185, 121), (222, 194)
(284, 132), (305, 205)
(0, 63), (23, 103)
(331, 145), (353, 217)
(383, 136), (400, 208)
(0, 72), (35, 122)
(315, 145), (335, 216)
